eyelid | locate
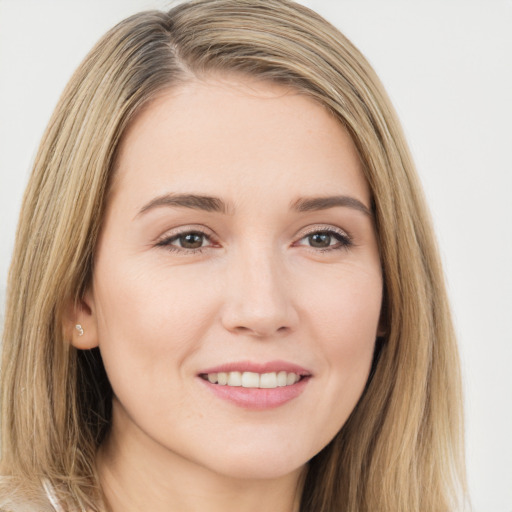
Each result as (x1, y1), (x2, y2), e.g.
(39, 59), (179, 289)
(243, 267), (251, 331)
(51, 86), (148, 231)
(299, 223), (349, 236)
(154, 225), (218, 249)
(293, 224), (354, 251)
(155, 224), (213, 240)
(295, 224), (352, 242)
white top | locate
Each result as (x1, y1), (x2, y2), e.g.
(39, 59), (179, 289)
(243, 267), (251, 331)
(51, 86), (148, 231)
(0, 478), (63, 512)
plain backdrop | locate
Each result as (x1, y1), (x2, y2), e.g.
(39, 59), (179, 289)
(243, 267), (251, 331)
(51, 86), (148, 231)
(0, 1), (511, 510)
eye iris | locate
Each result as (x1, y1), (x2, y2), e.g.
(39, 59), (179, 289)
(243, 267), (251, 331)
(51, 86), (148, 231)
(309, 233), (331, 248)
(180, 233), (204, 249)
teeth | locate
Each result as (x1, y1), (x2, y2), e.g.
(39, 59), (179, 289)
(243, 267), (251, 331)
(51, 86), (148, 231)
(227, 371), (242, 387)
(260, 372), (277, 388)
(204, 371), (302, 388)
(277, 371), (287, 387)
(242, 372), (260, 388)
(287, 372), (298, 385)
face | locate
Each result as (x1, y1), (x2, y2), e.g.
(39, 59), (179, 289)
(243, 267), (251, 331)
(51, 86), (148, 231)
(81, 76), (382, 480)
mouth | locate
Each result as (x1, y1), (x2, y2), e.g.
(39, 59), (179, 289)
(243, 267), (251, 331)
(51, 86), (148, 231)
(199, 370), (306, 388)
(197, 361), (311, 409)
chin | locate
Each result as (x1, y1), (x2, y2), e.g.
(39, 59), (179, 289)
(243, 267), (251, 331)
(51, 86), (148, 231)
(190, 439), (314, 481)
(210, 457), (306, 481)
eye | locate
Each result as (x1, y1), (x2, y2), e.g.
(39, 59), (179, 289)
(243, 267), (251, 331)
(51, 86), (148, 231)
(295, 228), (352, 252)
(156, 229), (215, 252)
(174, 232), (207, 249)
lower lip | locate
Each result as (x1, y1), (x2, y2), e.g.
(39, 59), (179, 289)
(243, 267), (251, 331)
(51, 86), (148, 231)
(199, 377), (310, 410)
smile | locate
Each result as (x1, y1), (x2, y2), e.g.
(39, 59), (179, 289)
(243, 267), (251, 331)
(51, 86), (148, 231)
(197, 362), (311, 409)
(200, 371), (302, 388)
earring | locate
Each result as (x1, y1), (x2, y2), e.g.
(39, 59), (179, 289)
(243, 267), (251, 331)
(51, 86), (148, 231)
(75, 324), (84, 336)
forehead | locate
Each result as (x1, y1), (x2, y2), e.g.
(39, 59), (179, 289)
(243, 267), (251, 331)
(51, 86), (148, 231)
(111, 76), (370, 209)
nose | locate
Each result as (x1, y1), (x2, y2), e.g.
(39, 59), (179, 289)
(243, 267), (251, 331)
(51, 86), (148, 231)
(220, 246), (299, 338)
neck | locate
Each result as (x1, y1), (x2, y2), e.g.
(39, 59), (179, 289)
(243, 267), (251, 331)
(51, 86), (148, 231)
(97, 401), (306, 512)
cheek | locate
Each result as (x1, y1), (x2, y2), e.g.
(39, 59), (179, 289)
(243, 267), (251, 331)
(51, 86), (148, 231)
(305, 265), (382, 426)
(94, 251), (219, 336)
(91, 258), (221, 400)
(305, 260), (382, 346)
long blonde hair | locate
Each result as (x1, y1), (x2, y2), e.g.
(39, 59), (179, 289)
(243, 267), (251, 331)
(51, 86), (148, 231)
(1, 1), (467, 510)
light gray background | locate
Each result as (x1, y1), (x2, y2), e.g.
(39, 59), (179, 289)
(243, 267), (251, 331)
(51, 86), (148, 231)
(0, 1), (511, 510)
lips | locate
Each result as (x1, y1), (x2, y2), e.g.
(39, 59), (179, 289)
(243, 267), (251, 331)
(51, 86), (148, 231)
(197, 360), (311, 409)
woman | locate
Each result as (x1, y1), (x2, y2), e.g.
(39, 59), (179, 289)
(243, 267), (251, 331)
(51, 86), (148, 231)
(0, 0), (468, 510)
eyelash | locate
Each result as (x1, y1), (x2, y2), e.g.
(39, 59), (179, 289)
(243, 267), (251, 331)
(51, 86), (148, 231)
(155, 226), (353, 254)
(295, 226), (353, 252)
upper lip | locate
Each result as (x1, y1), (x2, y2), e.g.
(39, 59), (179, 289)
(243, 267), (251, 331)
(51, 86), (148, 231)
(198, 360), (312, 376)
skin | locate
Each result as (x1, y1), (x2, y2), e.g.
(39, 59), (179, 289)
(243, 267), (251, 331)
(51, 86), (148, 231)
(72, 76), (383, 512)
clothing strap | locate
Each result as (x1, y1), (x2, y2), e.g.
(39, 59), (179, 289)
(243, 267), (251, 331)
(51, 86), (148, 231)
(41, 480), (65, 512)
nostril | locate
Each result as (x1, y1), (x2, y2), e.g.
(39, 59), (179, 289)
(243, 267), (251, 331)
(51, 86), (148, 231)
(230, 325), (291, 337)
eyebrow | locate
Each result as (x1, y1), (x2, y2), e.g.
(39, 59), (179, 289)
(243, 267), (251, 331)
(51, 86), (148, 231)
(136, 193), (372, 218)
(291, 195), (372, 217)
(137, 193), (230, 217)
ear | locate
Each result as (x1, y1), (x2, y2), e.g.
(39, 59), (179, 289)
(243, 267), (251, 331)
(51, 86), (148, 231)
(62, 288), (99, 350)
